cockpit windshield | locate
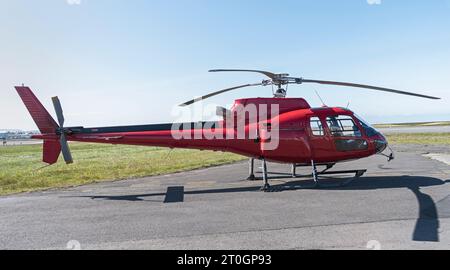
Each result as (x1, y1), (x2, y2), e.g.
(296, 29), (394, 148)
(354, 114), (379, 137)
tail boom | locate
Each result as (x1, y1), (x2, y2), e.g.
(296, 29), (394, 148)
(15, 86), (260, 164)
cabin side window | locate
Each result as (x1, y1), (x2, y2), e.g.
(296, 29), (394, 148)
(326, 115), (362, 137)
(309, 117), (324, 136)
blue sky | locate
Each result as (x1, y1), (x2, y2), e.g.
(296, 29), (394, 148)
(1, 0), (449, 130)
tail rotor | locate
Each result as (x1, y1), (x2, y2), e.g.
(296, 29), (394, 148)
(51, 96), (73, 164)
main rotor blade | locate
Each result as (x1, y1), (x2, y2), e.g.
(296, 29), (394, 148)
(301, 79), (441, 100)
(209, 69), (278, 80)
(179, 83), (262, 107)
(51, 96), (65, 127)
(60, 133), (73, 164)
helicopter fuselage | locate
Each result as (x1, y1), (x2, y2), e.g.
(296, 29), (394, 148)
(32, 97), (388, 165)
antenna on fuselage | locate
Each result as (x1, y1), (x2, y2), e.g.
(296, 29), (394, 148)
(314, 90), (327, 107)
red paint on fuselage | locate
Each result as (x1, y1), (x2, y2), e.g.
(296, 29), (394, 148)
(33, 98), (384, 164)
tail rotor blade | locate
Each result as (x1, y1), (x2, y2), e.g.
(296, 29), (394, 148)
(52, 96), (65, 127)
(51, 96), (73, 164)
(60, 133), (73, 164)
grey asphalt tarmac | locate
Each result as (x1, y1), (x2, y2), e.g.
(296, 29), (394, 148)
(1, 144), (449, 250)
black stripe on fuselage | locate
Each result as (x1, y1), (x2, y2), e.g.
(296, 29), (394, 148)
(66, 121), (220, 134)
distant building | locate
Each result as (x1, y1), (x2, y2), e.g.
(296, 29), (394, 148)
(0, 130), (39, 140)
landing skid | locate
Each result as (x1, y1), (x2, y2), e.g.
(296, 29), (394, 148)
(310, 160), (366, 189)
(249, 159), (366, 192)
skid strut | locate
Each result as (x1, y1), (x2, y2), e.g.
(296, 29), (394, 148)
(291, 163), (297, 178)
(260, 158), (271, 192)
(247, 158), (256, 180)
(311, 160), (319, 187)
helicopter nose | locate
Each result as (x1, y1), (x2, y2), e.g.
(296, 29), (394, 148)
(374, 139), (388, 153)
(373, 133), (388, 153)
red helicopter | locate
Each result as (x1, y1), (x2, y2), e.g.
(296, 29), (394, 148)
(15, 69), (440, 191)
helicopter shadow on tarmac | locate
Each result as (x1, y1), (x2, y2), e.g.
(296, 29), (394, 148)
(258, 174), (449, 242)
(75, 174), (449, 243)
(327, 175), (448, 243)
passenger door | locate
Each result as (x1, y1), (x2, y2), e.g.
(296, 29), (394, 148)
(308, 116), (333, 162)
